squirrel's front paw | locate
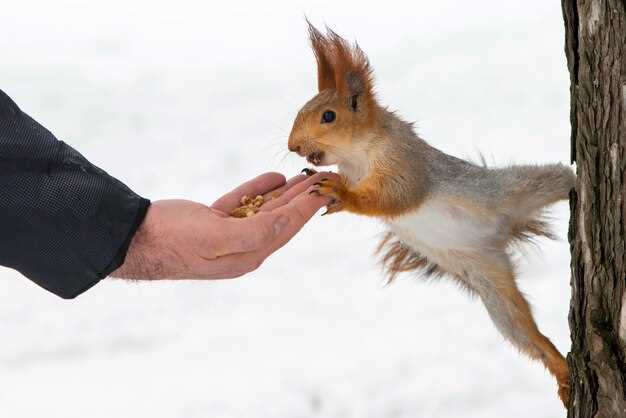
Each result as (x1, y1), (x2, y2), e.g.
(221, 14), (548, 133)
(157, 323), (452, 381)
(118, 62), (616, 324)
(309, 178), (346, 215)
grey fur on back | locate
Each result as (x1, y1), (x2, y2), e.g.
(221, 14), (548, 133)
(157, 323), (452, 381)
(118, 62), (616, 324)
(375, 107), (575, 214)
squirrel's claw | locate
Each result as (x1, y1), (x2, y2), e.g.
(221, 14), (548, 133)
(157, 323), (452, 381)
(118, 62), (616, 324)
(322, 199), (343, 215)
(301, 168), (318, 176)
(557, 376), (571, 408)
(310, 178), (346, 215)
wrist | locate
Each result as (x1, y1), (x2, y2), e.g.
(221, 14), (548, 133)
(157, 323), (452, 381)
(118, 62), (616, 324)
(111, 204), (163, 280)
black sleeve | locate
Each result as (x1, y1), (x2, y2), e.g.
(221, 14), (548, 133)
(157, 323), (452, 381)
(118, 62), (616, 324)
(0, 90), (150, 299)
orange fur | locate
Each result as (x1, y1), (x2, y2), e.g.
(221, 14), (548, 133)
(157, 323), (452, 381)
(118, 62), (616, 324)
(314, 172), (422, 217)
(308, 22), (336, 92)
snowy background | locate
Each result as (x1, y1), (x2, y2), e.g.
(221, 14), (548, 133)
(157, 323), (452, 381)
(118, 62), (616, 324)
(1, 1), (573, 417)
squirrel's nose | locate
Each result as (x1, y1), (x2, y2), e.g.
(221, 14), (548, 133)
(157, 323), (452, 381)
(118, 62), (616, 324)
(288, 143), (301, 153)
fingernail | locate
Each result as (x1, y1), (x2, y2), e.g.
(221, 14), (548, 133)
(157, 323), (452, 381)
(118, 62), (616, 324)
(273, 215), (290, 236)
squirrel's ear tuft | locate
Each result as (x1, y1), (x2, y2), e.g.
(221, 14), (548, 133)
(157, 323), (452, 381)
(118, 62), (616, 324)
(326, 29), (373, 95)
(306, 23), (375, 112)
(308, 20), (337, 92)
(306, 21), (375, 108)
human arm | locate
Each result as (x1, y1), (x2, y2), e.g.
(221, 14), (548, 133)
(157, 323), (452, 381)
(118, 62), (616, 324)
(0, 89), (333, 297)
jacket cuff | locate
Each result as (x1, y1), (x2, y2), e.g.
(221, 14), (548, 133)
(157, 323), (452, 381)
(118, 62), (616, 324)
(62, 197), (151, 299)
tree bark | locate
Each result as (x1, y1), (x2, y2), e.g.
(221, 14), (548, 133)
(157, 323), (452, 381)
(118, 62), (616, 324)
(562, 0), (626, 416)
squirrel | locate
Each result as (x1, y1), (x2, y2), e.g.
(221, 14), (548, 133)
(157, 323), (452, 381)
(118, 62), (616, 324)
(287, 23), (575, 407)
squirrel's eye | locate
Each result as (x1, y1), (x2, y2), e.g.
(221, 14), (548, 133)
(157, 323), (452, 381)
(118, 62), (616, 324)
(321, 110), (336, 124)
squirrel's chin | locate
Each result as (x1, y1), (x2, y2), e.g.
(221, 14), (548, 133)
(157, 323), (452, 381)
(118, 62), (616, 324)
(312, 158), (336, 167)
(305, 150), (341, 167)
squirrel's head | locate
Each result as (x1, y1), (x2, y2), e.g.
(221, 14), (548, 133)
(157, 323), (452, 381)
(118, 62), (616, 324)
(288, 23), (378, 168)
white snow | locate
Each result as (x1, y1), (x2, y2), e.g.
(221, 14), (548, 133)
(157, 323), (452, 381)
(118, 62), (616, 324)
(0, 1), (572, 417)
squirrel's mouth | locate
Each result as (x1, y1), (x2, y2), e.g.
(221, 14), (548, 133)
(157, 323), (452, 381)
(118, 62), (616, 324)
(306, 151), (325, 166)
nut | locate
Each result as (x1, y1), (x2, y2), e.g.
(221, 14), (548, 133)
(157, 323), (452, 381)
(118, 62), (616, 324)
(231, 194), (266, 218)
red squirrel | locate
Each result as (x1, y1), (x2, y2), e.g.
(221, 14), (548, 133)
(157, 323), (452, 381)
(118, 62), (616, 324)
(288, 23), (574, 407)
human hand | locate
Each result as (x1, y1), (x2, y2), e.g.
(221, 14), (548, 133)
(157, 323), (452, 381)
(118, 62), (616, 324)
(112, 171), (337, 280)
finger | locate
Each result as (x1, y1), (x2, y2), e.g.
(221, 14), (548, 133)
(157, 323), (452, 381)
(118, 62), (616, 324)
(261, 173), (308, 202)
(211, 172), (286, 213)
(260, 172), (339, 212)
(262, 188), (331, 252)
(274, 189), (331, 235)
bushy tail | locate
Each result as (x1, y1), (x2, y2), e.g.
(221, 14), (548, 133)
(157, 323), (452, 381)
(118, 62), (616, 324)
(505, 163), (576, 213)
(500, 163), (575, 245)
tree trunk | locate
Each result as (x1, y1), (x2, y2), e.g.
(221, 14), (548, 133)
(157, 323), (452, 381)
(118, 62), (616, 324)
(562, 0), (626, 416)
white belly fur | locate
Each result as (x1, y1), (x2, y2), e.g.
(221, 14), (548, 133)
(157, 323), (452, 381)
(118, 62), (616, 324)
(386, 198), (500, 271)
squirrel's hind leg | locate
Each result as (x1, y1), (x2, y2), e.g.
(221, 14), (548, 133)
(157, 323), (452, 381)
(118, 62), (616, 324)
(467, 255), (570, 407)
